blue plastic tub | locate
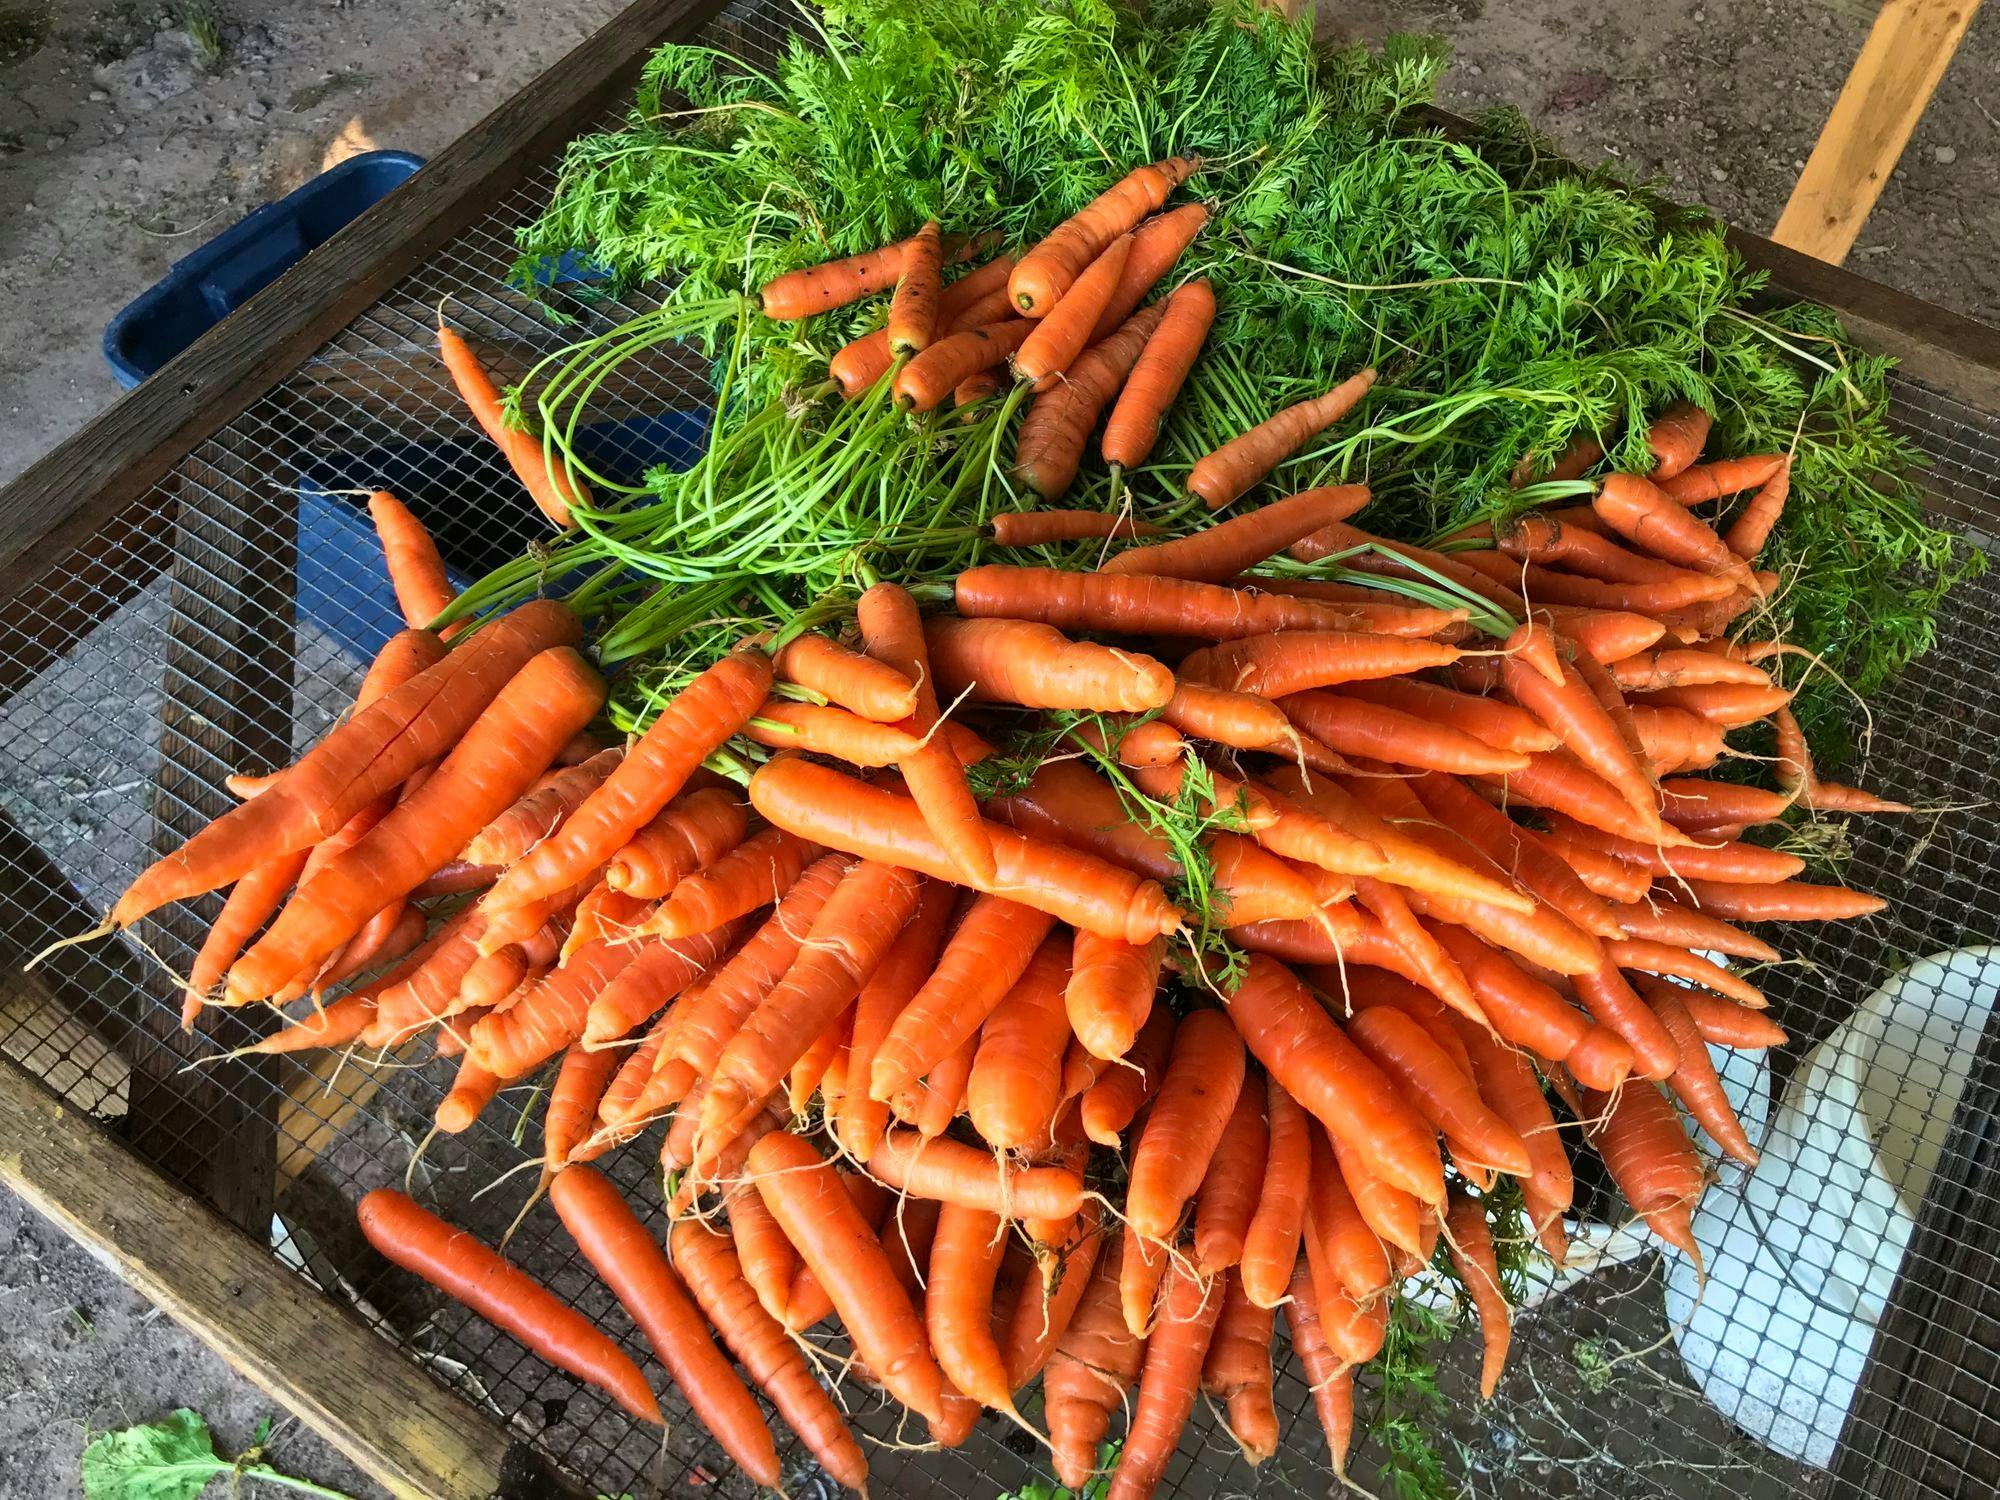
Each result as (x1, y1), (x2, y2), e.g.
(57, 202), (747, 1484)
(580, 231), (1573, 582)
(295, 410), (709, 664)
(104, 150), (425, 387)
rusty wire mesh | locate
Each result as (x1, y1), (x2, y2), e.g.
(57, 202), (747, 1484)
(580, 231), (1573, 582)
(2, 0), (1999, 1494)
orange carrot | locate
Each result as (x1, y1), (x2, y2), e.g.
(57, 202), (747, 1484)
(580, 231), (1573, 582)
(1125, 1010), (1248, 1239)
(866, 1129), (1085, 1221)
(1335, 678), (1559, 754)
(1595, 472), (1756, 585)
(700, 862), (924, 1148)
(435, 322), (589, 528)
(1226, 954), (1443, 1203)
(1634, 975), (1758, 1163)
(603, 787), (747, 899)
(1201, 1273), (1279, 1464)
(1280, 687), (1524, 776)
(925, 1202), (1016, 1412)
(1510, 430), (1607, 488)
(1675, 877), (1887, 922)
(1552, 815), (1802, 886)
(1014, 233), (1134, 385)
(1187, 370), (1377, 510)
(670, 1220), (869, 1491)
(244, 991), (377, 1056)
(895, 321), (1034, 411)
(1190, 633), (1463, 704)
(1000, 1200), (1104, 1387)
(1105, 486), (1371, 584)
(758, 229), (976, 321)
(226, 650), (602, 1004)
(953, 564), (1396, 640)
(115, 609), (569, 926)
(839, 880), (953, 1162)
(367, 491), (460, 633)
(1585, 1081), (1706, 1261)
(828, 253), (1018, 396)
(857, 579), (995, 886)
(1303, 1123), (1391, 1299)
(748, 1132), (946, 1421)
(887, 220), (944, 354)
(1409, 774), (1624, 940)
(1236, 1075), (1309, 1307)
(1660, 452), (1786, 505)
(1285, 1264), (1357, 1478)
(1491, 751), (1694, 848)
(1645, 402), (1712, 478)
(926, 615), (1173, 712)
(1498, 511), (1700, 585)
(641, 828), (823, 940)
(1723, 454), (1791, 558)
(1346, 1004), (1531, 1176)
(1100, 276), (1216, 470)
(1090, 204), (1209, 340)
(1011, 303), (1165, 498)
(1446, 1187), (1512, 1398)
(1010, 156), (1200, 315)
(1045, 1243), (1145, 1491)
(544, 1043), (624, 1179)
(1294, 521), (1525, 612)
(358, 1188), (659, 1423)
(182, 850), (309, 1025)
(751, 755), (1181, 943)
(1080, 1005), (1175, 1147)
(772, 631), (918, 722)
(1658, 777), (1794, 833)
(873, 894), (1058, 1101)
(463, 749), (621, 867)
(1108, 1259), (1224, 1500)
(991, 509), (1167, 547)
(490, 648), (769, 918)
(1679, 988), (1789, 1049)
(966, 932), (1074, 1151)
(1453, 1013), (1572, 1212)
(1501, 619), (1659, 823)
(1064, 930), (1162, 1062)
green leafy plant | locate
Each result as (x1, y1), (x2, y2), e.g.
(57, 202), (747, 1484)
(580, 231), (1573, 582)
(176, 0), (225, 67)
(1000, 1439), (1121, 1499)
(81, 1411), (356, 1500)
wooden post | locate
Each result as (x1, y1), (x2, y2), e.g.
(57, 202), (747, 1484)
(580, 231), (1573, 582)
(1773, 0), (1983, 264)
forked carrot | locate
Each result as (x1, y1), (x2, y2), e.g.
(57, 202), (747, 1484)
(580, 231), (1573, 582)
(1045, 1244), (1144, 1490)
(1722, 455), (1791, 558)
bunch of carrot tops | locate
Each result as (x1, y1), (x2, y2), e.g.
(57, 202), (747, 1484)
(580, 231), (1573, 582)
(83, 58), (1938, 1487)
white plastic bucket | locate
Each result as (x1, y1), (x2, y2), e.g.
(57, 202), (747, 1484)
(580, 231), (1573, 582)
(1664, 945), (2000, 1467)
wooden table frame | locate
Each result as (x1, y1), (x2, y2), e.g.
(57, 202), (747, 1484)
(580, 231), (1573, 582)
(3, 2), (2000, 1493)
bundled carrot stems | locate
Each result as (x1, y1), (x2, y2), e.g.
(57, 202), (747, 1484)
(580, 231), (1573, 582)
(62, 0), (1981, 1496)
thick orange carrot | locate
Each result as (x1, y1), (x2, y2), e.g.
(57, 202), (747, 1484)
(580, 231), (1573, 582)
(358, 1189), (659, 1423)
(857, 580), (995, 886)
(1010, 156), (1200, 315)
(926, 615), (1174, 711)
(1100, 276), (1216, 469)
(740, 701), (924, 766)
(924, 1202), (1015, 1412)
(1490, 751), (1694, 848)
(1585, 1081), (1706, 1261)
(1502, 619), (1660, 822)
(966, 932), (1073, 1151)
(759, 229), (983, 321)
(117, 609), (574, 926)
(1335, 678), (1559, 754)
(1046, 1243), (1145, 1490)
(1499, 511), (1701, 585)
(1226, 954), (1443, 1203)
(1644, 401), (1712, 479)
(1236, 1075), (1309, 1306)
(1595, 472), (1756, 586)
(1346, 1005), (1531, 1176)
(1187, 370), (1377, 510)
(1679, 988), (1789, 1049)
(751, 755), (1181, 943)
(1109, 1259), (1225, 1500)
(226, 650), (602, 1004)
(1658, 777), (1794, 833)
(748, 1132), (946, 1422)
(1201, 1273), (1279, 1464)
(895, 320), (1035, 411)
(1453, 1013), (1572, 1211)
(1446, 1187), (1512, 1399)
(602, 787), (746, 900)
(669, 1221), (868, 1491)
(1126, 1009), (1248, 1239)
(772, 631), (918, 722)
(641, 828), (822, 941)
(436, 323), (590, 527)
(1064, 930), (1162, 1061)
(1014, 233), (1135, 385)
(865, 1129), (1085, 1221)
(367, 491), (459, 633)
(872, 894), (1058, 1101)
(954, 564), (1393, 641)
(1000, 1199), (1104, 1387)
(886, 220), (944, 354)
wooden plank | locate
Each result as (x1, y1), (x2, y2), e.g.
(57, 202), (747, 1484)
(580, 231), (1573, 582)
(121, 440), (296, 1234)
(0, 0), (724, 608)
(1772, 0), (1983, 265)
(0, 1057), (514, 1500)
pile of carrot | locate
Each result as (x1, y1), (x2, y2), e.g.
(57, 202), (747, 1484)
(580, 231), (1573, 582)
(92, 163), (1914, 1497)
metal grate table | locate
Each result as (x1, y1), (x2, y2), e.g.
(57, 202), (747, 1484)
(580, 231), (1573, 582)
(2, 1), (1998, 1495)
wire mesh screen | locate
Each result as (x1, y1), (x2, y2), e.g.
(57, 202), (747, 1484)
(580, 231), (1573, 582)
(3, 1), (1999, 1494)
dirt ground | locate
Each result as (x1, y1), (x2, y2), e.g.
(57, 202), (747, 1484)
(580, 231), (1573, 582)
(2, 0), (1997, 1495)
